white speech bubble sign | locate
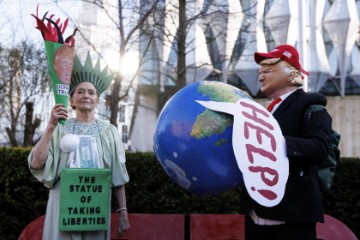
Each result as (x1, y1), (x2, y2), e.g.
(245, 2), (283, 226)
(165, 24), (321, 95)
(196, 98), (289, 207)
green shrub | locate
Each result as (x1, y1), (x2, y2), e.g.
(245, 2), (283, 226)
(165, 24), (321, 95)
(0, 147), (359, 239)
(124, 151), (242, 214)
(0, 147), (48, 240)
(321, 158), (360, 238)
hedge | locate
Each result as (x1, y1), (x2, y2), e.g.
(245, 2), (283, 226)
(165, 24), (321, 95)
(0, 147), (359, 239)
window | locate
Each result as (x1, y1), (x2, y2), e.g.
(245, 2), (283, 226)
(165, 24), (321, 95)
(122, 125), (128, 143)
(119, 106), (125, 123)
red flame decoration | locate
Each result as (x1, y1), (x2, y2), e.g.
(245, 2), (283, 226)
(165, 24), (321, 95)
(32, 4), (77, 46)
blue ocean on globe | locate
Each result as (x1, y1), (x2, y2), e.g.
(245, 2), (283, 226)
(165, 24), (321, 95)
(153, 81), (253, 196)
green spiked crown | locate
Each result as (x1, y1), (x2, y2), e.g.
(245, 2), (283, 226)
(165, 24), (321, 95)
(70, 53), (114, 95)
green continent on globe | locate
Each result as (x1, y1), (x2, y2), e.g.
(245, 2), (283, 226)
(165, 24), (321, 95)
(191, 109), (232, 138)
(191, 82), (247, 141)
(197, 81), (244, 102)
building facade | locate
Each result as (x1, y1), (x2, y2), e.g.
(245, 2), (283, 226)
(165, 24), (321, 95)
(131, 0), (360, 157)
(2, 0), (359, 157)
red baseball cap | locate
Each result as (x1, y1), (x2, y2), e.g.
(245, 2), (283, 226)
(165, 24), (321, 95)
(254, 44), (310, 76)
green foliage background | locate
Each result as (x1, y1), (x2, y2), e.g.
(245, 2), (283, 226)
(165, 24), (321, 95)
(0, 147), (359, 239)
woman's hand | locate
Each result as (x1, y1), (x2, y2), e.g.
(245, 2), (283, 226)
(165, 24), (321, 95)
(49, 104), (68, 128)
(117, 210), (130, 237)
(30, 104), (68, 170)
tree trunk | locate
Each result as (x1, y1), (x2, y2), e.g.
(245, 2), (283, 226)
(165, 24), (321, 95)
(5, 127), (17, 147)
(177, 0), (186, 89)
(23, 102), (41, 146)
(109, 74), (122, 128)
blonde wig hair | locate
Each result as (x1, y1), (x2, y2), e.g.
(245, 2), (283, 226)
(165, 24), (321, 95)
(283, 64), (303, 86)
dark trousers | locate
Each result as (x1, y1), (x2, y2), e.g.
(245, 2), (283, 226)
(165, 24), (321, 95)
(245, 214), (317, 240)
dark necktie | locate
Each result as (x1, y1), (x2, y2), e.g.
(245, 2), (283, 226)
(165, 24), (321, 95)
(267, 98), (282, 112)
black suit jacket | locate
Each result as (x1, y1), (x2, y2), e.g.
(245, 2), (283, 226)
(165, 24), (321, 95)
(239, 89), (332, 223)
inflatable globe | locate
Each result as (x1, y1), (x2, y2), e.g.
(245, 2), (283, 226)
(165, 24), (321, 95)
(153, 81), (252, 196)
